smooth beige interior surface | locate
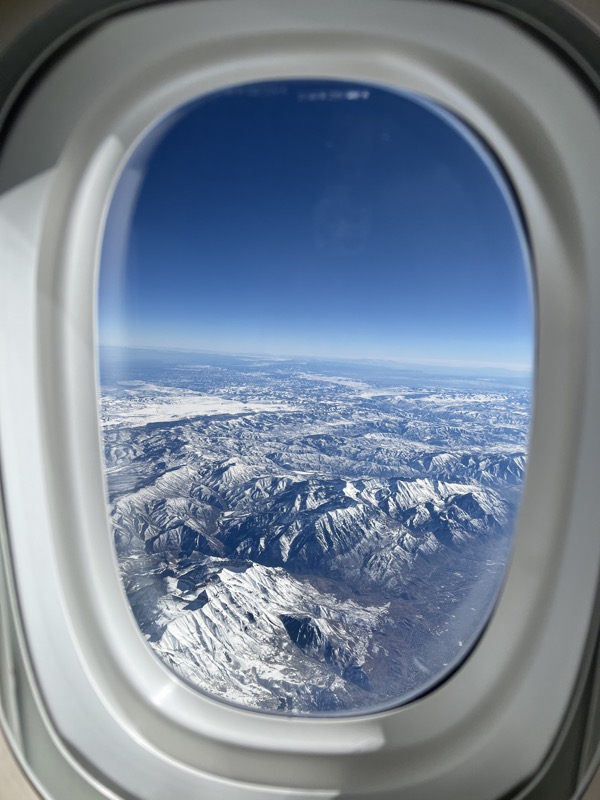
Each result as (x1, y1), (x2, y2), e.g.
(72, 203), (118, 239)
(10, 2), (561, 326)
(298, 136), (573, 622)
(0, 725), (40, 800)
(0, 0), (54, 49)
(564, 0), (600, 31)
(585, 770), (600, 800)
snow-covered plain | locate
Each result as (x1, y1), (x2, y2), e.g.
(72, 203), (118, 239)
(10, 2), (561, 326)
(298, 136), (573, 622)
(100, 383), (297, 427)
(100, 350), (531, 714)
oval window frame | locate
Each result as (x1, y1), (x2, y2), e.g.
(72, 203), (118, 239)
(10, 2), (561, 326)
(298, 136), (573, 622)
(0, 1), (599, 798)
(96, 76), (536, 719)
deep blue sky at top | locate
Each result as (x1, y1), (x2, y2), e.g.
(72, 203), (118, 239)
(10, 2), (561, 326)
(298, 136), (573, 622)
(98, 80), (533, 373)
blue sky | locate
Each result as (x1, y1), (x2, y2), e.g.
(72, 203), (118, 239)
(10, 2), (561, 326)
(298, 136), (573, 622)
(98, 80), (533, 374)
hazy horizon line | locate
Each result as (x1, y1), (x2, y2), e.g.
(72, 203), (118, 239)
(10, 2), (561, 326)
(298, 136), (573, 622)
(98, 342), (533, 377)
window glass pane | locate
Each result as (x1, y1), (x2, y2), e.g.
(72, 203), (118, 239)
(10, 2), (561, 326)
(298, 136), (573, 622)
(98, 80), (533, 715)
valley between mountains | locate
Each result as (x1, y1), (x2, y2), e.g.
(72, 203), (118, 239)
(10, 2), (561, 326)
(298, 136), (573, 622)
(100, 349), (530, 714)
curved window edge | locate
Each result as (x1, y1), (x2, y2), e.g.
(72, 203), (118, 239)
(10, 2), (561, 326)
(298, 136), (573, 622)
(0, 1), (589, 800)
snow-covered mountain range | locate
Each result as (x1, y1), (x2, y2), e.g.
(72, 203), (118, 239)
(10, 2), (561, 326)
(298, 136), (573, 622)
(100, 349), (531, 714)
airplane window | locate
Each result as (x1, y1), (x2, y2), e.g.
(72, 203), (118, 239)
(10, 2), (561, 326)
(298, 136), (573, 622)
(97, 79), (533, 716)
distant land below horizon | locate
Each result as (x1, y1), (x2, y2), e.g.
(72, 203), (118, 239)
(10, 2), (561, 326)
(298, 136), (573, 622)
(98, 344), (533, 384)
(99, 337), (531, 714)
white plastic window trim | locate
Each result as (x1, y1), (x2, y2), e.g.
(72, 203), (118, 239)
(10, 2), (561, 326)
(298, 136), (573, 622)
(0, 1), (600, 798)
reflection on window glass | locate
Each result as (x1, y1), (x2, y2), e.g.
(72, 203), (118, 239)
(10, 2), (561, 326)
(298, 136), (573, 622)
(98, 80), (533, 715)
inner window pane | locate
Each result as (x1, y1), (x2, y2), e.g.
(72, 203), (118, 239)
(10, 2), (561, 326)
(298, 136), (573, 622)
(97, 80), (533, 715)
